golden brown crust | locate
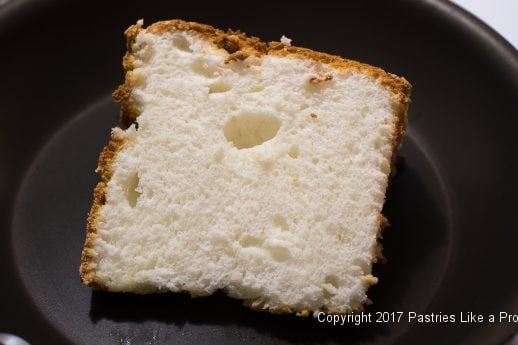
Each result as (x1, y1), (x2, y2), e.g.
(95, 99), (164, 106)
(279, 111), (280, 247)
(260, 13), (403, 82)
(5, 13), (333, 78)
(79, 131), (125, 287)
(80, 18), (412, 312)
(224, 50), (251, 64)
(80, 23), (145, 286)
(112, 22), (144, 128)
(362, 274), (379, 285)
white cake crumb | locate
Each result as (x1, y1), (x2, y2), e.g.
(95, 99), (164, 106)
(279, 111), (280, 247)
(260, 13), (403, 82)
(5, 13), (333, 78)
(280, 35), (292, 47)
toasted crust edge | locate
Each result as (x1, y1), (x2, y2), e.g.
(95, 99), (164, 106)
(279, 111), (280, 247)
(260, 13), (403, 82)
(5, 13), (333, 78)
(79, 19), (412, 313)
(79, 130), (125, 287)
(79, 23), (142, 287)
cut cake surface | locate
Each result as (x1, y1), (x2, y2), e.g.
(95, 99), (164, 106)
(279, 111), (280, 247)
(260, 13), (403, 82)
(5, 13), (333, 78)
(80, 19), (411, 315)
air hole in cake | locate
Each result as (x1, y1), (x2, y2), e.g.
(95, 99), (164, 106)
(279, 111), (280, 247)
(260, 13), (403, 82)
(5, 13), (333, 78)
(208, 81), (232, 94)
(288, 145), (299, 158)
(325, 275), (339, 289)
(273, 214), (289, 230)
(352, 258), (369, 272)
(224, 113), (281, 149)
(373, 138), (381, 149)
(138, 44), (155, 63)
(126, 172), (141, 208)
(312, 157), (319, 165)
(250, 85), (265, 93)
(269, 245), (291, 262)
(239, 235), (262, 248)
(172, 34), (192, 52)
(191, 58), (218, 78)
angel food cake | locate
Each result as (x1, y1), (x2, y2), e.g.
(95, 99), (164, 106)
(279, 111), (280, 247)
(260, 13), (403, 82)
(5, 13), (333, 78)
(80, 19), (411, 315)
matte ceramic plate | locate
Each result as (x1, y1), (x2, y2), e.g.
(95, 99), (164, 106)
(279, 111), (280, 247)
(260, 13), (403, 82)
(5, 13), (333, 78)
(1, 0), (517, 344)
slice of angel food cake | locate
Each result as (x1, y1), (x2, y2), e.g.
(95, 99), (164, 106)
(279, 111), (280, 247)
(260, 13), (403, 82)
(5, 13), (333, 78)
(80, 19), (411, 315)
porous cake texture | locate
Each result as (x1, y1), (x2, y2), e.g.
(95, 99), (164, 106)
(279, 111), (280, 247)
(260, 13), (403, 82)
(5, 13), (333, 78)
(80, 19), (411, 315)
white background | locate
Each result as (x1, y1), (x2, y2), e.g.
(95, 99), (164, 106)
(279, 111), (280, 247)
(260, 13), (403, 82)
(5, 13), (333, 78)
(451, 0), (518, 48)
